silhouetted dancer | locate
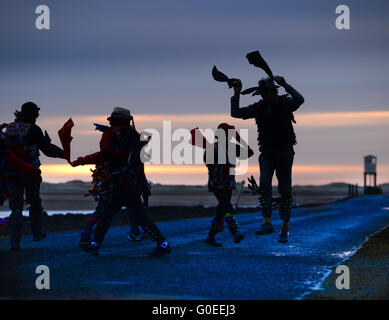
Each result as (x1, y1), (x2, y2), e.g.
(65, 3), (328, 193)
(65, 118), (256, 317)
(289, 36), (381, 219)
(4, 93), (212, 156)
(230, 76), (304, 243)
(71, 107), (171, 257)
(4, 102), (66, 250)
(202, 123), (254, 246)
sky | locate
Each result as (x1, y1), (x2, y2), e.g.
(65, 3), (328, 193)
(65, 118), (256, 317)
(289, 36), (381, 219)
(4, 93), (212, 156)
(1, 0), (388, 185)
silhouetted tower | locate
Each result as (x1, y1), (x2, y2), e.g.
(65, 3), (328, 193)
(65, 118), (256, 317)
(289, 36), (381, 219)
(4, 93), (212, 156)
(364, 155), (381, 194)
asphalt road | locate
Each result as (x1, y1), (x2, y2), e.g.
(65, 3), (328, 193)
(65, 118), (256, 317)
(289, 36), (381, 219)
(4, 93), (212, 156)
(1, 195), (388, 300)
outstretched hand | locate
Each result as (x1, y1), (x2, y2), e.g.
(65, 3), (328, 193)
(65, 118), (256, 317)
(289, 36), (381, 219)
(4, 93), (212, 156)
(70, 157), (84, 167)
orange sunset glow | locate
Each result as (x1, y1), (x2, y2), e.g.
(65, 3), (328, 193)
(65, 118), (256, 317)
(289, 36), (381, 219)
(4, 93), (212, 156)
(37, 110), (389, 130)
(34, 108), (389, 185)
(40, 163), (389, 186)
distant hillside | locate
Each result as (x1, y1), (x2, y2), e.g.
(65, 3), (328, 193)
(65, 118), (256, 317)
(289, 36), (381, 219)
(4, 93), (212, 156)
(380, 183), (389, 194)
(41, 180), (91, 193)
(39, 180), (377, 195)
(292, 182), (352, 194)
(27, 180), (382, 211)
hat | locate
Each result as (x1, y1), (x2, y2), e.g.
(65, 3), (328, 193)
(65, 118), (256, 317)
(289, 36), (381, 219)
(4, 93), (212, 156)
(107, 107), (133, 121)
(21, 102), (40, 115)
(257, 78), (279, 94)
(241, 77), (279, 96)
(217, 123), (235, 130)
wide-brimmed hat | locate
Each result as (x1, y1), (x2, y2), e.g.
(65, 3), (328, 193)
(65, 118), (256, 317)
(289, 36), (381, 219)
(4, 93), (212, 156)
(241, 77), (279, 96)
(107, 107), (133, 121)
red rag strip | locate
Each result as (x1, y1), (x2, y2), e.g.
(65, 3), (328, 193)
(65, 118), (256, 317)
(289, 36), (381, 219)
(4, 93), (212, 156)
(0, 218), (9, 230)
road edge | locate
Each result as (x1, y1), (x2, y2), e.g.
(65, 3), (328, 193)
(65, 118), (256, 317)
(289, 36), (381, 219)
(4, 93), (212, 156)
(298, 222), (389, 300)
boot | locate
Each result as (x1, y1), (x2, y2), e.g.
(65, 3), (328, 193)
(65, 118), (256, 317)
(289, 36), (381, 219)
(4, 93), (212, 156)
(79, 217), (98, 245)
(144, 222), (165, 243)
(144, 223), (171, 257)
(88, 242), (100, 255)
(255, 218), (275, 235)
(9, 210), (23, 250)
(279, 222), (290, 243)
(232, 231), (244, 244)
(205, 236), (223, 247)
(79, 239), (91, 251)
(149, 241), (171, 257)
(10, 234), (21, 251)
(33, 230), (47, 242)
(80, 241), (99, 255)
(205, 219), (223, 247)
(79, 231), (92, 249)
(225, 214), (244, 244)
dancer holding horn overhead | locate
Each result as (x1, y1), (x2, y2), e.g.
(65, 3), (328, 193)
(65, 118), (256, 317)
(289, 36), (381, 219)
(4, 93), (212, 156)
(214, 51), (304, 243)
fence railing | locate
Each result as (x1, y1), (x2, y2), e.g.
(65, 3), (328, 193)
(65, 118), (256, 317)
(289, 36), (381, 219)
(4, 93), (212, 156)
(348, 184), (359, 198)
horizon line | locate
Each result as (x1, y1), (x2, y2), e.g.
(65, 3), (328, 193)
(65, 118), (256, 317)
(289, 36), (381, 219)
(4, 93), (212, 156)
(29, 110), (389, 130)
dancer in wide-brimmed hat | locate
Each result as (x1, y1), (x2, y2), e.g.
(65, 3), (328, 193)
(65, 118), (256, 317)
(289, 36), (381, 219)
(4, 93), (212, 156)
(71, 107), (171, 257)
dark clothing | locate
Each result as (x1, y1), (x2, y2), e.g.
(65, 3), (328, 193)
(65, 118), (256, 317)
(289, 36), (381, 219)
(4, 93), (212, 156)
(80, 126), (165, 247)
(231, 85), (304, 148)
(78, 127), (147, 189)
(205, 142), (252, 192)
(100, 127), (146, 172)
(255, 98), (297, 147)
(80, 198), (144, 243)
(259, 146), (294, 198)
(205, 140), (252, 239)
(92, 180), (164, 245)
(5, 121), (65, 165)
(205, 144), (236, 191)
(231, 85), (304, 222)
(213, 189), (234, 221)
(4, 120), (65, 247)
(80, 198), (106, 243)
(8, 173), (43, 246)
(207, 170), (238, 239)
(259, 145), (294, 222)
(208, 189), (240, 238)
